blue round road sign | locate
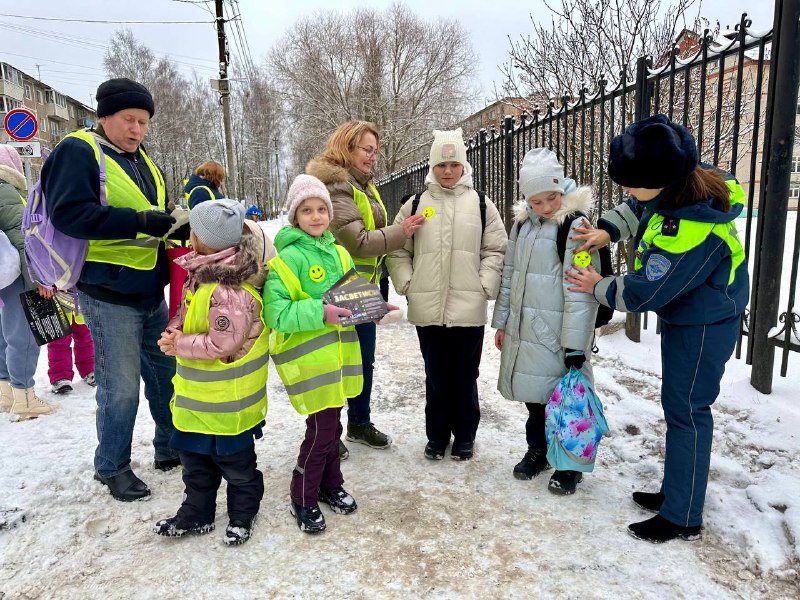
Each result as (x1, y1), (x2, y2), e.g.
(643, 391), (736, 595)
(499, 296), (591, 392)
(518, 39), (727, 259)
(4, 108), (39, 141)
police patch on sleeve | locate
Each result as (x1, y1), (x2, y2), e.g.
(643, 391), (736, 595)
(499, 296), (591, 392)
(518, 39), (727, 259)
(214, 316), (230, 331)
(645, 254), (671, 281)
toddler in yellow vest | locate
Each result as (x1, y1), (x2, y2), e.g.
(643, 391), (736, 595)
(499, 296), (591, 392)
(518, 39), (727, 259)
(263, 174), (362, 534)
(154, 198), (269, 545)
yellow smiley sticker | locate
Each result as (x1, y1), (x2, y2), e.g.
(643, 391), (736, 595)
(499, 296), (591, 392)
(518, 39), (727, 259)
(422, 206), (435, 220)
(309, 265), (326, 282)
(573, 251), (592, 268)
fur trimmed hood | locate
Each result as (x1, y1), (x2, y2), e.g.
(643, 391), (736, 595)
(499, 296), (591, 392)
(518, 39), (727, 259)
(512, 185), (595, 225)
(305, 157), (352, 186)
(176, 226), (260, 287)
(0, 165), (26, 192)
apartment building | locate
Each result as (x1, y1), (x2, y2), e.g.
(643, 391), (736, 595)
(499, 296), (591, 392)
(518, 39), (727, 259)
(1, 61), (96, 181)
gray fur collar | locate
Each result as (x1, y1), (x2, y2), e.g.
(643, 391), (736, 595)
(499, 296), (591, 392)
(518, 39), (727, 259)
(512, 186), (595, 225)
(192, 228), (260, 286)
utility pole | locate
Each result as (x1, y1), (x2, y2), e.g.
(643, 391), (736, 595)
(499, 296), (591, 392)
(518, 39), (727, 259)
(215, 0), (237, 200)
(273, 136), (280, 210)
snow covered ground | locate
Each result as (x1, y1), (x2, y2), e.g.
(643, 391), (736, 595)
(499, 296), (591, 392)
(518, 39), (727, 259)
(1, 218), (799, 599)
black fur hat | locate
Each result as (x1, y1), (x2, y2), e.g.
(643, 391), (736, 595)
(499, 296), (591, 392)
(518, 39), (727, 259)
(608, 114), (698, 189)
(96, 78), (155, 118)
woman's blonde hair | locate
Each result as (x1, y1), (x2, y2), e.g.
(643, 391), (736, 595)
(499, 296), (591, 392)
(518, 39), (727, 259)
(195, 160), (226, 188)
(319, 121), (380, 169)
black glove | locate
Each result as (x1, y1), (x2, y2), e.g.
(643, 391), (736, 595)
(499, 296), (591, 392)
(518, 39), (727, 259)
(136, 210), (175, 238)
(564, 348), (586, 370)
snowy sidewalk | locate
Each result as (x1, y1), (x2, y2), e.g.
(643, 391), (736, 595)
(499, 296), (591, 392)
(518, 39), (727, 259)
(1, 298), (799, 599)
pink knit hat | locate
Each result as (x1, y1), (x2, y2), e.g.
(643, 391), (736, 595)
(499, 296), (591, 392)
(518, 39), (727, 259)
(287, 174), (333, 224)
(0, 145), (24, 175)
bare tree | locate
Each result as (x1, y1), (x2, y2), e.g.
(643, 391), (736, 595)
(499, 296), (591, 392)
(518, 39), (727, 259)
(269, 1), (478, 173)
(501, 0), (699, 103)
(103, 30), (282, 208)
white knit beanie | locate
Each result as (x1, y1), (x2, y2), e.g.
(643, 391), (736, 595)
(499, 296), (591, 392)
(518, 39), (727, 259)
(287, 174), (333, 224)
(429, 128), (468, 169)
(189, 198), (245, 250)
(518, 147), (565, 199)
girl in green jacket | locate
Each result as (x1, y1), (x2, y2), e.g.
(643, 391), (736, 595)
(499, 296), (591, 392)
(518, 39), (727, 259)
(263, 174), (361, 534)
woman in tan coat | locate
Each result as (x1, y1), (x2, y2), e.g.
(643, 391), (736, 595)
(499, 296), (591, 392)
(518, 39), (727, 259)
(386, 128), (507, 461)
(306, 121), (425, 457)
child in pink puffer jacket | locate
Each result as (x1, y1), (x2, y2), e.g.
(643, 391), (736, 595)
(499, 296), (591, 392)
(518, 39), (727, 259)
(154, 199), (270, 547)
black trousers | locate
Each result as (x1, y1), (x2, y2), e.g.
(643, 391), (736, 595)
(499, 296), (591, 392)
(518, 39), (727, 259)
(525, 402), (546, 450)
(416, 325), (483, 446)
(176, 444), (264, 524)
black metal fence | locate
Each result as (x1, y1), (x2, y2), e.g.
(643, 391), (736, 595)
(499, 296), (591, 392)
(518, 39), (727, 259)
(377, 5), (800, 393)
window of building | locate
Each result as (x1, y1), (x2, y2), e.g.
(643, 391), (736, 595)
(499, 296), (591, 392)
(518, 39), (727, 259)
(1, 95), (22, 113)
(46, 90), (67, 108)
(49, 118), (61, 136)
(1, 64), (24, 87)
(489, 110), (497, 120)
(790, 184), (800, 199)
(36, 90), (43, 104)
(793, 155), (800, 173)
(24, 84), (32, 100)
(68, 104), (74, 118)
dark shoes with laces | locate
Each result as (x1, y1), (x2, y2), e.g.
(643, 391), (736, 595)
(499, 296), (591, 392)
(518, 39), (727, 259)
(346, 422), (392, 448)
(424, 441), (447, 460)
(513, 447), (550, 480)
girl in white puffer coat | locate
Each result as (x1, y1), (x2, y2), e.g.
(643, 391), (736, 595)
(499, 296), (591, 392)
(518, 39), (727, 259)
(387, 128), (507, 462)
(492, 147), (600, 495)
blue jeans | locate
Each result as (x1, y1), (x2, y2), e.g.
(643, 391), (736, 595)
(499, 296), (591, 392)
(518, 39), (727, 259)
(79, 292), (178, 477)
(347, 321), (375, 425)
(659, 316), (739, 527)
(0, 275), (40, 389)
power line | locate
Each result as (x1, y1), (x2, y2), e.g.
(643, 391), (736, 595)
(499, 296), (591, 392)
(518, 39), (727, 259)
(0, 51), (106, 72)
(0, 13), (211, 24)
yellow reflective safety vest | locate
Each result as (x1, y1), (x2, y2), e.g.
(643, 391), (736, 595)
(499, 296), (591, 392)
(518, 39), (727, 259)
(268, 245), (363, 415)
(66, 130), (166, 270)
(634, 179), (746, 285)
(350, 182), (387, 283)
(172, 282), (269, 435)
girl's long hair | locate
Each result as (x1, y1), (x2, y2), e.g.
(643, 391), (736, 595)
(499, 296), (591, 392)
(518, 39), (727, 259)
(664, 165), (731, 211)
(318, 121), (380, 170)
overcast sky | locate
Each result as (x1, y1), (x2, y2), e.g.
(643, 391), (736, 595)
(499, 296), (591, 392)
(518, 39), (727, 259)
(0, 0), (776, 112)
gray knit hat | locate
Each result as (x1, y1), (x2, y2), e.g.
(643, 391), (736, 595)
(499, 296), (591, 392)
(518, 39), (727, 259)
(190, 198), (245, 251)
(518, 147), (565, 199)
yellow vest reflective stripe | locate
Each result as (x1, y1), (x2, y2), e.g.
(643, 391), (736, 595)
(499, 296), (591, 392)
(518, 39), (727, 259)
(66, 130), (166, 270)
(267, 245), (363, 414)
(635, 181), (746, 284)
(172, 281), (269, 435)
(350, 182), (387, 283)
(185, 185), (214, 204)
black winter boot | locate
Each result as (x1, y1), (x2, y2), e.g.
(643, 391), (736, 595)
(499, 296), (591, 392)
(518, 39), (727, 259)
(450, 441), (474, 461)
(628, 514), (702, 543)
(632, 490), (665, 513)
(423, 441), (446, 460)
(153, 516), (214, 537)
(547, 470), (583, 495)
(513, 447), (549, 480)
(318, 486), (357, 514)
(223, 517), (255, 545)
(290, 502), (326, 534)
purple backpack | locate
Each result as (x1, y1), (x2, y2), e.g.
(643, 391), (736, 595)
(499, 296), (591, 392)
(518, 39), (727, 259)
(21, 143), (107, 290)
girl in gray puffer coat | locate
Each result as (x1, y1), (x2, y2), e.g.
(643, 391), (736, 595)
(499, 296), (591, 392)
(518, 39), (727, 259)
(492, 148), (600, 495)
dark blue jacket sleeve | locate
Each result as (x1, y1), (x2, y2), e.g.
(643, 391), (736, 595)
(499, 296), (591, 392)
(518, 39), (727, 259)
(42, 137), (139, 241)
(594, 235), (730, 313)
